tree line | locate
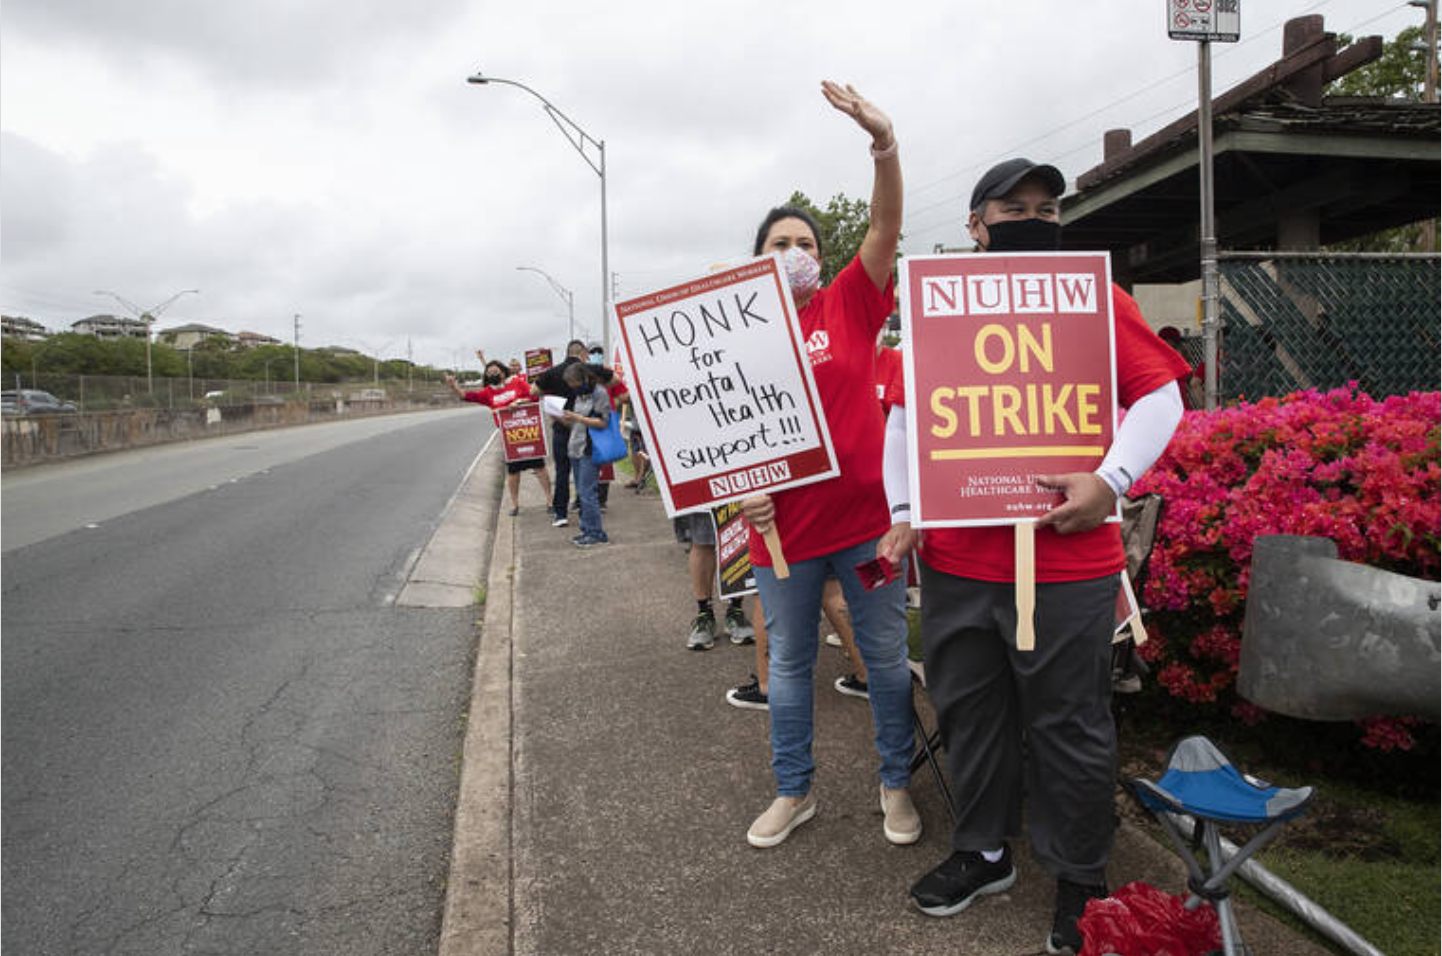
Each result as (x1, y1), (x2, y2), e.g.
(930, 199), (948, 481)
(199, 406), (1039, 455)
(1, 333), (467, 386)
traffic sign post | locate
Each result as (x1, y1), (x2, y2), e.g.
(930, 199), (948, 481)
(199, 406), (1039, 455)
(1167, 0), (1240, 41)
(1168, 0), (1238, 411)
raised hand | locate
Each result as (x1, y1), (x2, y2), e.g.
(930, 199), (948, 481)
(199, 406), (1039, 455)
(821, 81), (894, 149)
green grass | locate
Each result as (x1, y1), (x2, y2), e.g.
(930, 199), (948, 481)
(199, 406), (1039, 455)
(1256, 847), (1439, 956)
(1244, 778), (1440, 956)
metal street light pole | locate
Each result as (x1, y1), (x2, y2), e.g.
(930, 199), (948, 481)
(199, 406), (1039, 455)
(468, 70), (610, 356)
(93, 288), (199, 395)
(516, 266), (576, 343)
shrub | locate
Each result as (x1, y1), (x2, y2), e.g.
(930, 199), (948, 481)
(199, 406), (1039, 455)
(1131, 386), (1439, 758)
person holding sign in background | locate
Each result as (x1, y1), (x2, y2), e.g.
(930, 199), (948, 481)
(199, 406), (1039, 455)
(884, 159), (1188, 955)
(739, 81), (919, 851)
(560, 361), (612, 547)
(446, 363), (553, 517)
(535, 340), (589, 527)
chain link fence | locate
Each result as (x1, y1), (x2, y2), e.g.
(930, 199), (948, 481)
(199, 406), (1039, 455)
(1209, 252), (1440, 402)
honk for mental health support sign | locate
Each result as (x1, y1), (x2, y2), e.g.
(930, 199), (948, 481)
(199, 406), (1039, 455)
(900, 252), (1118, 527)
(614, 255), (838, 516)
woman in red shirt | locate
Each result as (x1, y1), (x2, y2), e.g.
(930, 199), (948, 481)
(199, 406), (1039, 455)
(738, 81), (918, 852)
(446, 361), (552, 516)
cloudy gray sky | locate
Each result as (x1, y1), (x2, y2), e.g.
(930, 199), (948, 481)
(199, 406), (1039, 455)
(1, 0), (1420, 370)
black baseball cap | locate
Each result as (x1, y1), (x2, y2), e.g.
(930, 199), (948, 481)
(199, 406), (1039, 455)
(969, 158), (1066, 211)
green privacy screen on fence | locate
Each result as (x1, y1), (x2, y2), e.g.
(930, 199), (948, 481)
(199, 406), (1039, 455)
(1209, 252), (1440, 402)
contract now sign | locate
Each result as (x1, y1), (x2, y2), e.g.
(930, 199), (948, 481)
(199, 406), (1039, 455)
(496, 402), (548, 463)
(899, 252), (1118, 526)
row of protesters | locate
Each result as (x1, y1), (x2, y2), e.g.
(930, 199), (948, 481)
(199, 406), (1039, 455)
(868, 161), (1188, 954)
(445, 362), (553, 516)
(737, 81), (922, 853)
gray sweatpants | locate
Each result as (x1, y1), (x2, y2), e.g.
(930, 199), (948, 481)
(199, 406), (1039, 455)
(919, 560), (1119, 885)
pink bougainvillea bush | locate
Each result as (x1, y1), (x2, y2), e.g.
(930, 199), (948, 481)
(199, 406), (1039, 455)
(1130, 386), (1439, 759)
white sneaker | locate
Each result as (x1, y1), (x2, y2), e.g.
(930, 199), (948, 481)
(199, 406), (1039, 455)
(746, 793), (817, 848)
(551, 516), (568, 528)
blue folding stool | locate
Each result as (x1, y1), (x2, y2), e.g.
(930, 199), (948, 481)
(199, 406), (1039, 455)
(1130, 735), (1314, 956)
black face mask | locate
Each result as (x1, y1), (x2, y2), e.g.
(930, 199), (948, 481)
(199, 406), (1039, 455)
(983, 217), (1062, 252)
(485, 373), (503, 385)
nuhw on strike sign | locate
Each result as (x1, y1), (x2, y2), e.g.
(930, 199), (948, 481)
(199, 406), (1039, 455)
(614, 256), (838, 516)
(900, 252), (1118, 527)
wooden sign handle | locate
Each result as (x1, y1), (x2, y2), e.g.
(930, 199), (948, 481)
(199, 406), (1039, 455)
(1014, 522), (1036, 652)
(762, 526), (790, 580)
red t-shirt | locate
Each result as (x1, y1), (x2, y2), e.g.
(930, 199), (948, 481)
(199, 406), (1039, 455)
(874, 346), (903, 416)
(462, 379), (533, 426)
(749, 256), (895, 567)
(918, 285), (1191, 583)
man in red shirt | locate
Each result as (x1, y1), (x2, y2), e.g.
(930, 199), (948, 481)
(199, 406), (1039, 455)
(880, 159), (1188, 955)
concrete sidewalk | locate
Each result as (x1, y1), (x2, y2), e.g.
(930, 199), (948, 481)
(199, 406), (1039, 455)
(440, 452), (1333, 956)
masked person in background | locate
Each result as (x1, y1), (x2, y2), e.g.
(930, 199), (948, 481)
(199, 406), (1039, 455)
(534, 340), (589, 527)
(446, 362), (553, 517)
(882, 159), (1189, 955)
(738, 81), (918, 852)
(586, 341), (626, 513)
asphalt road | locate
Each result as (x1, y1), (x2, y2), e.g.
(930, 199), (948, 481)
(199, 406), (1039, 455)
(2, 408), (497, 956)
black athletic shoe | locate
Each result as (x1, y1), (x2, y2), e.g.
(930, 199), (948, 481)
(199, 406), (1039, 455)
(1045, 878), (1108, 954)
(909, 845), (1016, 917)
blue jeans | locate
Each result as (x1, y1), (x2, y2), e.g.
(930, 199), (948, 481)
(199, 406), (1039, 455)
(570, 455), (605, 540)
(754, 536), (912, 796)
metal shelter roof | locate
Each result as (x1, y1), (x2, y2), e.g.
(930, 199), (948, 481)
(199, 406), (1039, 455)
(1060, 17), (1440, 285)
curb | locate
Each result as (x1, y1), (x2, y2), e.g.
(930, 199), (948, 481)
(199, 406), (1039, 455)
(438, 449), (515, 956)
(398, 432), (503, 608)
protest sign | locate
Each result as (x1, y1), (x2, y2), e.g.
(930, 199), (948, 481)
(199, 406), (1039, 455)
(900, 252), (1118, 528)
(613, 255), (838, 517)
(496, 402), (548, 463)
(610, 343), (627, 385)
(712, 501), (756, 599)
(525, 348), (554, 381)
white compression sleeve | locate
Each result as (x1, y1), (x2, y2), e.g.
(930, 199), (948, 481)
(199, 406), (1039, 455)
(883, 404), (911, 524)
(1095, 381), (1184, 496)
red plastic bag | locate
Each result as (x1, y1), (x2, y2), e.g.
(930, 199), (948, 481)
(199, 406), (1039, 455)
(1078, 881), (1221, 956)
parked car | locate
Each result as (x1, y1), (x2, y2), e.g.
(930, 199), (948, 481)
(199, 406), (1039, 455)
(1, 389), (78, 415)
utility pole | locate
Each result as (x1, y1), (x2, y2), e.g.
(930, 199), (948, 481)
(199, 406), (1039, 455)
(1414, 0), (1439, 103)
(293, 314), (302, 392)
(1168, 0), (1238, 411)
(1411, 0), (1438, 251)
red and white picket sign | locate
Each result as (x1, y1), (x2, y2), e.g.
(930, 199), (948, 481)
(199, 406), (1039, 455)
(899, 251), (1119, 528)
(495, 402), (548, 463)
(613, 255), (838, 518)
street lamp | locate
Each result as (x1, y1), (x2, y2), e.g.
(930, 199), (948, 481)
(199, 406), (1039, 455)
(93, 288), (200, 394)
(467, 69), (611, 356)
(516, 266), (576, 343)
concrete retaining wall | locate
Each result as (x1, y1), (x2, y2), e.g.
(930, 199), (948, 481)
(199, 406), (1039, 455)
(2, 399), (447, 469)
